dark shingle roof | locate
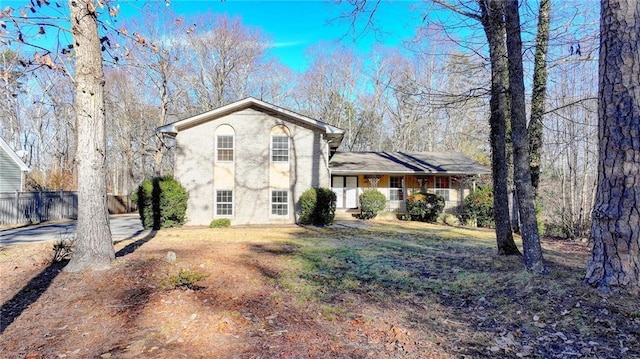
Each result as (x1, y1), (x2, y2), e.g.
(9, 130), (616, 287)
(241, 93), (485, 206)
(157, 97), (344, 150)
(329, 151), (490, 175)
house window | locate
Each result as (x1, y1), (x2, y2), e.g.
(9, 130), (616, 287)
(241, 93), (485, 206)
(216, 190), (233, 216)
(389, 176), (404, 201)
(435, 189), (450, 201)
(435, 176), (450, 188)
(271, 190), (288, 216)
(216, 135), (234, 162)
(435, 176), (450, 201)
(271, 135), (289, 162)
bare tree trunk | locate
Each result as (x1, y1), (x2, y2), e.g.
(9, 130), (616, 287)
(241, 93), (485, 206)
(560, 164), (569, 237)
(65, 0), (114, 272)
(154, 60), (170, 177)
(569, 125), (578, 236)
(504, 0), (547, 273)
(585, 0), (640, 291)
(479, 0), (520, 255)
(528, 0), (550, 195)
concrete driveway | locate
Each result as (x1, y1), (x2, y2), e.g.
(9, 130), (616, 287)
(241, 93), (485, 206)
(0, 214), (147, 246)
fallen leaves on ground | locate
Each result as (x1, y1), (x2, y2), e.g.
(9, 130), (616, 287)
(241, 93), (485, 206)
(1, 222), (639, 358)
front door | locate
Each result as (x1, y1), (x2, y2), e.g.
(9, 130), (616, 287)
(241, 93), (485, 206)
(332, 176), (358, 209)
(345, 176), (358, 208)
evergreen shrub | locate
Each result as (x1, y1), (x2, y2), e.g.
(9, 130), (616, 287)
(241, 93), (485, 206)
(314, 188), (337, 226)
(406, 192), (445, 222)
(296, 187), (336, 226)
(298, 188), (317, 225)
(462, 186), (494, 228)
(132, 176), (188, 230)
(210, 218), (231, 228)
(358, 189), (386, 220)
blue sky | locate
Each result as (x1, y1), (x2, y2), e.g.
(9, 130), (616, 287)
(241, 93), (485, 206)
(0, 0), (441, 71)
(119, 0), (426, 71)
(0, 0), (464, 72)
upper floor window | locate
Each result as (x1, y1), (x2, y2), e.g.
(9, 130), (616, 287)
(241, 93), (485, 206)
(216, 135), (234, 162)
(215, 124), (235, 162)
(271, 135), (289, 162)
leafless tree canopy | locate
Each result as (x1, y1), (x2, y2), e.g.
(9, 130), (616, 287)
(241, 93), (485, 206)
(0, 1), (598, 243)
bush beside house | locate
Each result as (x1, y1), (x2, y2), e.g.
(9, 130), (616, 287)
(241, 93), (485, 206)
(133, 176), (188, 230)
(406, 192), (445, 222)
(357, 189), (386, 220)
(297, 187), (336, 226)
(462, 186), (494, 227)
(298, 188), (317, 224)
(209, 218), (231, 228)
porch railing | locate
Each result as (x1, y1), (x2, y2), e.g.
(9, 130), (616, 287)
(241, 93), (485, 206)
(332, 186), (461, 213)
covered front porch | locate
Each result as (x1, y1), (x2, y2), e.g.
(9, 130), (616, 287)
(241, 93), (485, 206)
(331, 174), (471, 214)
(328, 151), (490, 216)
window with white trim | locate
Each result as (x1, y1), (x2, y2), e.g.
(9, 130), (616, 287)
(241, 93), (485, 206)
(389, 176), (404, 201)
(271, 190), (288, 216)
(435, 176), (450, 201)
(216, 135), (234, 162)
(271, 135), (289, 162)
(216, 190), (233, 216)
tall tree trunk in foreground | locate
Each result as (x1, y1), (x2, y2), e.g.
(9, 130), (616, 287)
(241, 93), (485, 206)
(504, 0), (547, 273)
(65, 0), (114, 272)
(585, 0), (640, 291)
(479, 0), (520, 255)
(528, 0), (550, 196)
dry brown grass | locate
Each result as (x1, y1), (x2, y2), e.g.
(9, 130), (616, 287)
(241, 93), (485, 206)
(1, 221), (639, 358)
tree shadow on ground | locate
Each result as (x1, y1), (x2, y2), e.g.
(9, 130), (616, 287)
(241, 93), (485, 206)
(264, 225), (615, 358)
(0, 260), (67, 334)
(115, 230), (157, 258)
(1, 230), (157, 335)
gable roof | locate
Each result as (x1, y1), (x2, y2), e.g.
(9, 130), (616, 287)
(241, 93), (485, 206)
(329, 151), (490, 176)
(158, 97), (344, 150)
(0, 137), (29, 172)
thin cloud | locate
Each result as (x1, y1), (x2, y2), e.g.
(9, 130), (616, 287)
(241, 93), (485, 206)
(269, 40), (308, 48)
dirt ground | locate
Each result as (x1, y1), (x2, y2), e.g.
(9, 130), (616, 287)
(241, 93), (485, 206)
(1, 221), (639, 358)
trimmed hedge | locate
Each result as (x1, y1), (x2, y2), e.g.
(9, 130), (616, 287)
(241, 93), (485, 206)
(298, 188), (317, 225)
(462, 186), (494, 227)
(132, 176), (188, 230)
(358, 189), (386, 220)
(296, 187), (336, 226)
(210, 218), (231, 228)
(406, 192), (444, 222)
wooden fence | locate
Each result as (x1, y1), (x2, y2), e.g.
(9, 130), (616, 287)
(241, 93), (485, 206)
(0, 192), (135, 226)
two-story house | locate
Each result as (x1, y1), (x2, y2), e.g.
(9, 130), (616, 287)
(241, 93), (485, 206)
(158, 97), (489, 226)
(158, 97), (343, 225)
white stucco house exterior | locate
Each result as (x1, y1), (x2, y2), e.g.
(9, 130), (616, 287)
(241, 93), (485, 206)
(158, 97), (344, 225)
(159, 97), (490, 226)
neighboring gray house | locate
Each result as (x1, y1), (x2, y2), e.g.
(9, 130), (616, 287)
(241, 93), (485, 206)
(0, 137), (29, 192)
(159, 98), (489, 226)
